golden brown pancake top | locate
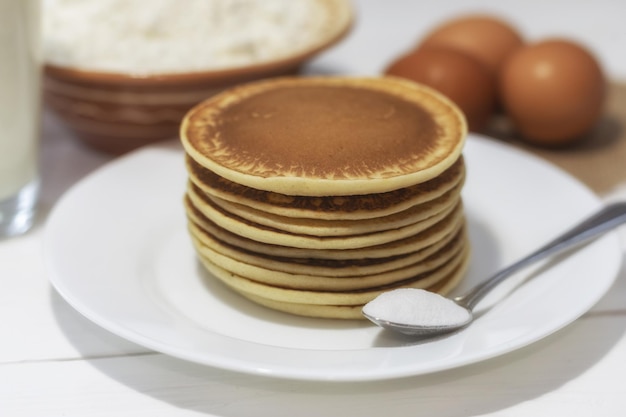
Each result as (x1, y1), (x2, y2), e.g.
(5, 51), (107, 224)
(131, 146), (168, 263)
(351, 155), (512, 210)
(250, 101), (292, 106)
(181, 77), (466, 196)
(210, 85), (439, 179)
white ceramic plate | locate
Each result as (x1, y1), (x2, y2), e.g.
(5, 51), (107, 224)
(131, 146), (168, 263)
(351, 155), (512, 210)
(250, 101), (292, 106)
(44, 135), (622, 381)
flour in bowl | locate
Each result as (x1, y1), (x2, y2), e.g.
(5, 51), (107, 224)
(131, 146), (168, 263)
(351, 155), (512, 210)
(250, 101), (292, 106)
(43, 0), (335, 74)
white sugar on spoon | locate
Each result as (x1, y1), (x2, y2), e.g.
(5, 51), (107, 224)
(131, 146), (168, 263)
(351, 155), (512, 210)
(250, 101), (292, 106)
(363, 202), (626, 338)
(363, 288), (471, 331)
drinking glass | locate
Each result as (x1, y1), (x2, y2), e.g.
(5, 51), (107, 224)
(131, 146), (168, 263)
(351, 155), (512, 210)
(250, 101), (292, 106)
(0, 0), (41, 237)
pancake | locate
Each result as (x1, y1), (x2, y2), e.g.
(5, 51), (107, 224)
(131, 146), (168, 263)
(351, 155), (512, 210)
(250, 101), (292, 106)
(186, 154), (465, 220)
(198, 240), (470, 307)
(191, 179), (462, 237)
(186, 218), (464, 277)
(237, 256), (470, 319)
(185, 195), (466, 259)
(187, 184), (462, 249)
(190, 225), (467, 291)
(179, 75), (470, 320)
(180, 76), (467, 196)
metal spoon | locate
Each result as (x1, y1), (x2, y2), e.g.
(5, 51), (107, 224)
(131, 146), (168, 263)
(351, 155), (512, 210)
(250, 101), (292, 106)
(362, 202), (626, 338)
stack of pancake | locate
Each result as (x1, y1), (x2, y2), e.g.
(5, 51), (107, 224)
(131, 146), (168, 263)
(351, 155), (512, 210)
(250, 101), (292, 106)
(180, 76), (469, 319)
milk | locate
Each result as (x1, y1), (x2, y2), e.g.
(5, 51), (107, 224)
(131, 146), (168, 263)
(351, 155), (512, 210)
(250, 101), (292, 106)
(0, 0), (41, 234)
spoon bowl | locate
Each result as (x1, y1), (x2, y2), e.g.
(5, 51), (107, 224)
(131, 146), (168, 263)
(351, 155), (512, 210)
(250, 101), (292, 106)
(363, 202), (626, 339)
(362, 310), (473, 337)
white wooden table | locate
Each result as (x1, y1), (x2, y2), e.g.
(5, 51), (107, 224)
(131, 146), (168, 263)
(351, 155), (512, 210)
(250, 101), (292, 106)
(3, 1), (626, 415)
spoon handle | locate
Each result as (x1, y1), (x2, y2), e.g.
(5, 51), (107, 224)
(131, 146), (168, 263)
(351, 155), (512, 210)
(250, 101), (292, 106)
(454, 202), (626, 310)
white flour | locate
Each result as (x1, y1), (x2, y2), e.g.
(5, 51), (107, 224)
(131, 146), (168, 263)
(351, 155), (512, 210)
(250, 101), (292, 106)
(363, 288), (471, 327)
(43, 0), (330, 74)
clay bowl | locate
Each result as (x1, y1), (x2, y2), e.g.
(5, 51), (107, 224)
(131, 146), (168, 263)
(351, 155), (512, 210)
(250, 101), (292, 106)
(43, 0), (353, 154)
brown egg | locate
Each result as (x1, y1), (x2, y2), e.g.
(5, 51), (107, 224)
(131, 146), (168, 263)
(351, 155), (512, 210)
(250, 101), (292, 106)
(420, 14), (524, 75)
(499, 39), (606, 146)
(385, 48), (496, 131)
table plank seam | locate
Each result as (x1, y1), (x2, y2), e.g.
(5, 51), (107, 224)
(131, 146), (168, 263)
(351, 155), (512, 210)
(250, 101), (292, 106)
(0, 350), (158, 367)
(584, 310), (626, 318)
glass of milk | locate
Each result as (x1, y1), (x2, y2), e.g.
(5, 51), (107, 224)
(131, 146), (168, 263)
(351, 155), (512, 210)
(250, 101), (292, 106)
(0, 0), (41, 237)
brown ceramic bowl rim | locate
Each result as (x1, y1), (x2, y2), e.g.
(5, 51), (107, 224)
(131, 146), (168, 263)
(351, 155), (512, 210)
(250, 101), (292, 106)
(44, 0), (354, 87)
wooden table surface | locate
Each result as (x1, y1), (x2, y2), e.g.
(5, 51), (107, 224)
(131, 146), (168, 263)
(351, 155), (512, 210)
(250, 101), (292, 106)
(2, 1), (626, 416)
